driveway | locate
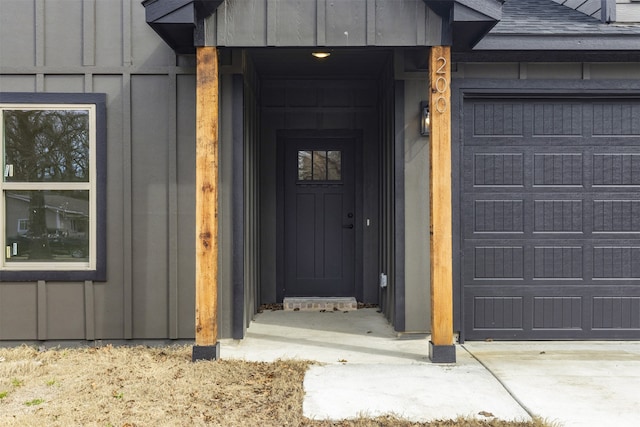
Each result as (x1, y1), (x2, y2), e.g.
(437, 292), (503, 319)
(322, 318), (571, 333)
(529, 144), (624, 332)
(463, 341), (640, 427)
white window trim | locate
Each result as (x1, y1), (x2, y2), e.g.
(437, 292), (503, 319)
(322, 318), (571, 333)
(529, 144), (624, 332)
(0, 103), (97, 271)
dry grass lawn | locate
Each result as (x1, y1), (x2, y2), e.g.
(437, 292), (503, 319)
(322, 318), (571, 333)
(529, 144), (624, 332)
(0, 345), (551, 427)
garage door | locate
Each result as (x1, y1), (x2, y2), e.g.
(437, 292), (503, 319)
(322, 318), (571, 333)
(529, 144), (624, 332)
(461, 96), (640, 339)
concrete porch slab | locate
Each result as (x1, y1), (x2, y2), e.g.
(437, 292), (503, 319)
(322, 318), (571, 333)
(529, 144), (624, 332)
(218, 309), (640, 425)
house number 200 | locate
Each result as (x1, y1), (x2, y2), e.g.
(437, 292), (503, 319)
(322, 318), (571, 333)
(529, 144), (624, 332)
(434, 56), (448, 114)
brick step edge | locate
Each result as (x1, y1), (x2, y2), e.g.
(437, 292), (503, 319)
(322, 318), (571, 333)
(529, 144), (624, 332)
(283, 297), (358, 312)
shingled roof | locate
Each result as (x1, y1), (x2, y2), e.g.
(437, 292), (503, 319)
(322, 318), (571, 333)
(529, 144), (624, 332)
(474, 0), (640, 50)
(550, 0), (602, 20)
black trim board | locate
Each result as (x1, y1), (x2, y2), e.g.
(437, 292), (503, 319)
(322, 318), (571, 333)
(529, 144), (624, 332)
(393, 81), (406, 332)
(454, 51), (640, 63)
(0, 92), (107, 282)
(231, 75), (245, 340)
(475, 35), (640, 51)
(275, 137), (285, 303)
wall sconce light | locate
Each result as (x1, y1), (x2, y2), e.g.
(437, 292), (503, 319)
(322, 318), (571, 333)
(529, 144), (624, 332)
(420, 101), (430, 136)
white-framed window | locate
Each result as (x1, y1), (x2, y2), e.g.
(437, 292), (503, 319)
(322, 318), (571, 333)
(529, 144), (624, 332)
(0, 94), (106, 280)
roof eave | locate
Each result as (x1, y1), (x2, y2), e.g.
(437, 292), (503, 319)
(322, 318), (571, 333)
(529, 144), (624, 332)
(424, 0), (502, 20)
(424, 0), (504, 50)
(475, 34), (640, 51)
(142, 0), (222, 54)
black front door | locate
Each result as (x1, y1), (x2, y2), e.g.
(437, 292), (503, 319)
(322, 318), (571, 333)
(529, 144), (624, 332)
(283, 138), (355, 297)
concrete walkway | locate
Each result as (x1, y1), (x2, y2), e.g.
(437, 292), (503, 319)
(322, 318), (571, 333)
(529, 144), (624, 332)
(219, 308), (640, 426)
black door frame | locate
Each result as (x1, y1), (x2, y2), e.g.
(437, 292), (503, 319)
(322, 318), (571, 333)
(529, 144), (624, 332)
(276, 129), (364, 302)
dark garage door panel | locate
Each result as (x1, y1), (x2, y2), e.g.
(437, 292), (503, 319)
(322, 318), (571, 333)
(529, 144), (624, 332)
(461, 98), (640, 340)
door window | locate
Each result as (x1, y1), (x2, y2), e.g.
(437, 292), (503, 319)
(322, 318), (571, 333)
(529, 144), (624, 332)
(297, 150), (341, 181)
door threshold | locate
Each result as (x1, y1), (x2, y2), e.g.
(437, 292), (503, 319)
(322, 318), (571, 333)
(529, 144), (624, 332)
(283, 297), (357, 312)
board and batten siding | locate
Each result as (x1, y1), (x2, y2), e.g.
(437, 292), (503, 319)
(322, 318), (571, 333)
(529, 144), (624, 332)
(206, 0), (444, 47)
(403, 79), (431, 333)
(0, 0), (205, 341)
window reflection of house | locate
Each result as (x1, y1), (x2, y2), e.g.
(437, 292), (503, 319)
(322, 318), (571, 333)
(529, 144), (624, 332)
(5, 191), (89, 259)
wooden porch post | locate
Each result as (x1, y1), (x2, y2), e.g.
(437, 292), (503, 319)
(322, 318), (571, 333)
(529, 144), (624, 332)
(428, 45), (456, 363)
(192, 46), (220, 361)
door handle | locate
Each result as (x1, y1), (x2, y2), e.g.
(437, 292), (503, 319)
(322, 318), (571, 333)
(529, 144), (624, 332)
(342, 224), (354, 229)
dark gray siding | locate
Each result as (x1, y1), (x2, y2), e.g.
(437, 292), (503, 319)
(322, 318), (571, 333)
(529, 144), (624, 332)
(403, 79), (431, 333)
(176, 75), (197, 338)
(0, 0), (201, 341)
(207, 0), (444, 47)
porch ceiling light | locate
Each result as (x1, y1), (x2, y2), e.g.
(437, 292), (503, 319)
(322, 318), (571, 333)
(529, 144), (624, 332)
(420, 101), (430, 136)
(312, 52), (331, 59)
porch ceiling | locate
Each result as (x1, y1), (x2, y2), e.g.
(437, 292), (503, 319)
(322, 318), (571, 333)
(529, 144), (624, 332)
(248, 49), (394, 78)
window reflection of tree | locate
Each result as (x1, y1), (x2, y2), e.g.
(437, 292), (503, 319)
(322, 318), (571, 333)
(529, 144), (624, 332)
(327, 151), (341, 180)
(3, 110), (90, 259)
(4, 110), (89, 183)
(297, 150), (312, 180)
(312, 151), (327, 180)
(297, 150), (341, 181)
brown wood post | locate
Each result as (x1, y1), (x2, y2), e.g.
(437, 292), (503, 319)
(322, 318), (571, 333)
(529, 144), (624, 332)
(193, 46), (220, 361)
(428, 45), (456, 363)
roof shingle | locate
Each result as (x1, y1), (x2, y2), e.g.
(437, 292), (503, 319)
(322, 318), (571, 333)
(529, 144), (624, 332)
(491, 0), (640, 35)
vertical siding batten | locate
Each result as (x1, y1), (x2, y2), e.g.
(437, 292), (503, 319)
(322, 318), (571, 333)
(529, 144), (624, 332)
(168, 69), (179, 339)
(84, 73), (92, 92)
(366, 0), (376, 45)
(121, 0), (133, 339)
(232, 73), (245, 339)
(35, 0), (45, 92)
(35, 0), (45, 68)
(84, 280), (95, 340)
(122, 0), (132, 67)
(266, 0), (277, 46)
(37, 280), (47, 340)
(317, 0), (326, 46)
(122, 68), (133, 339)
(82, 0), (96, 67)
(394, 80), (406, 332)
(416, 0), (426, 46)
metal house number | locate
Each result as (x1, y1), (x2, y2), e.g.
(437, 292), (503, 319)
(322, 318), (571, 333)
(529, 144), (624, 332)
(434, 56), (448, 113)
